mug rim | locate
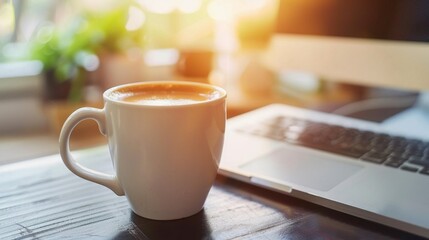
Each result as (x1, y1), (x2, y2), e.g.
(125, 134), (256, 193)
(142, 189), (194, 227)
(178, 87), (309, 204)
(103, 81), (227, 108)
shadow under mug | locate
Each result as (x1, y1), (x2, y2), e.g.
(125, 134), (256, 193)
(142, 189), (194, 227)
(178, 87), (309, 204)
(59, 81), (227, 220)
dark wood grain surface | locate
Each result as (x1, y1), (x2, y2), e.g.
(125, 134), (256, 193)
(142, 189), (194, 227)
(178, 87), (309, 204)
(0, 147), (426, 240)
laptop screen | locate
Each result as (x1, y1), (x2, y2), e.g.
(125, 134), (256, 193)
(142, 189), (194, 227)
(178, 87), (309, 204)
(267, 0), (429, 91)
(275, 0), (429, 43)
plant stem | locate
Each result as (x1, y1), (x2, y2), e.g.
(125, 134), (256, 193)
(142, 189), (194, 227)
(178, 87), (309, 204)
(68, 68), (85, 103)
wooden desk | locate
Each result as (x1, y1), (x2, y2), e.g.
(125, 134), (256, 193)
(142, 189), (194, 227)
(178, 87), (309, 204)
(0, 147), (425, 240)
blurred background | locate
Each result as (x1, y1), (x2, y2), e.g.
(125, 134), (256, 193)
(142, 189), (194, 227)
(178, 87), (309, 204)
(0, 0), (284, 163)
(0, 0), (420, 164)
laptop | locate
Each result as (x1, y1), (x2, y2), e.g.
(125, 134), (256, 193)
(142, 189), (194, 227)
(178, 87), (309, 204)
(219, 103), (429, 238)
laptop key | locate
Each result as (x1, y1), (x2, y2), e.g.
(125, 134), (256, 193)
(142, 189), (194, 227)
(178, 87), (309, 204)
(384, 156), (407, 168)
(408, 159), (429, 168)
(245, 115), (429, 175)
(420, 168), (429, 176)
(360, 151), (388, 164)
(401, 166), (419, 172)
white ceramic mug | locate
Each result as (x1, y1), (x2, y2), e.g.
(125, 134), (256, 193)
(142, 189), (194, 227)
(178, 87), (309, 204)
(59, 81), (227, 220)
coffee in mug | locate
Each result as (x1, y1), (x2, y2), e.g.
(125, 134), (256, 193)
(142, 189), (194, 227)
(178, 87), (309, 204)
(111, 82), (221, 105)
(59, 81), (226, 220)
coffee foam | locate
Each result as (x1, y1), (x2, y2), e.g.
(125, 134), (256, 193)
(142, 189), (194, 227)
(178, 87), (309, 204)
(109, 82), (223, 106)
(122, 91), (210, 105)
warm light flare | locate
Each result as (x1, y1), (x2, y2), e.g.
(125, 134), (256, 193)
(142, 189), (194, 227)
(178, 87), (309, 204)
(126, 6), (146, 31)
(207, 0), (272, 21)
(137, 0), (175, 14)
(207, 0), (236, 22)
(137, 0), (202, 14)
(239, 0), (271, 14)
(177, 0), (202, 13)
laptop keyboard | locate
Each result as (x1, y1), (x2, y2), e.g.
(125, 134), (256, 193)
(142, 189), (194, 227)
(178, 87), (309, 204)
(237, 115), (429, 176)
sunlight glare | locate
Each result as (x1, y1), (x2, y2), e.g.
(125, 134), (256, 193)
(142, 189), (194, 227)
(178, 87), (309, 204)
(126, 6), (146, 31)
(137, 0), (176, 14)
(137, 0), (202, 14)
(177, 0), (202, 13)
(0, 1), (15, 37)
(207, 0), (236, 22)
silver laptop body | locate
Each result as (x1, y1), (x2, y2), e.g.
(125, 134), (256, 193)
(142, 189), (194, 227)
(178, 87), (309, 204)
(219, 104), (429, 238)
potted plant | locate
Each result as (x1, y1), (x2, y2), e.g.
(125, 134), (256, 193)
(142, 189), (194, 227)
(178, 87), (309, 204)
(28, 4), (145, 135)
(30, 4), (145, 100)
(30, 24), (88, 102)
(75, 4), (146, 90)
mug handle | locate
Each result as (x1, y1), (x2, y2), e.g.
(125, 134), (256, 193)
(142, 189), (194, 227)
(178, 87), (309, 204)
(59, 107), (124, 196)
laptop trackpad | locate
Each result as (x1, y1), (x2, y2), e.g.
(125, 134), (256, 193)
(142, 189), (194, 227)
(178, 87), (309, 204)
(239, 148), (362, 191)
